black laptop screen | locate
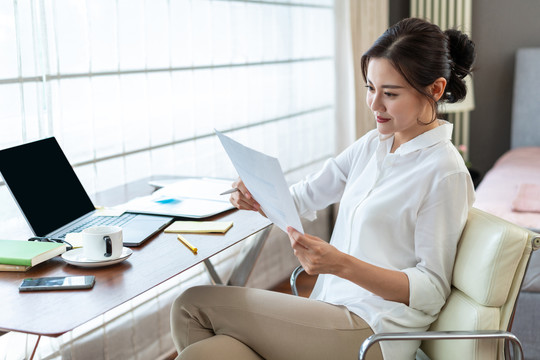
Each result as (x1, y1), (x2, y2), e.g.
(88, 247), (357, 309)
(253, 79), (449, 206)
(0, 137), (95, 236)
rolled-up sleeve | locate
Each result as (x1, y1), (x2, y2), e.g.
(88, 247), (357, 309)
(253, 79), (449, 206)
(403, 171), (475, 315)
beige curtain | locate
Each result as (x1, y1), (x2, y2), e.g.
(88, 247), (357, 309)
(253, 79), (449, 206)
(334, 0), (389, 153)
(350, 0), (389, 140)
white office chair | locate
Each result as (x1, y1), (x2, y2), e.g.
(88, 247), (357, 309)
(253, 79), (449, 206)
(291, 208), (540, 360)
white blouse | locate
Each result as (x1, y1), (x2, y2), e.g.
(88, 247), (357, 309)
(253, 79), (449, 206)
(290, 121), (475, 360)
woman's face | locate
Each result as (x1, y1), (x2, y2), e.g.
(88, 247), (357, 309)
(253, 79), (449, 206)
(365, 58), (437, 147)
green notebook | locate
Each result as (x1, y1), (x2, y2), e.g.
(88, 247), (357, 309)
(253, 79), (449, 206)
(0, 240), (66, 267)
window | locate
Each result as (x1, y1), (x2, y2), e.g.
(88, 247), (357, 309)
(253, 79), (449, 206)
(0, 0), (335, 196)
(0, 1), (338, 355)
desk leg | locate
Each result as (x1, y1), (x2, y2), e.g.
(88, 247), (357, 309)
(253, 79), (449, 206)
(29, 334), (41, 360)
(203, 226), (272, 287)
(227, 226), (272, 287)
(204, 259), (223, 285)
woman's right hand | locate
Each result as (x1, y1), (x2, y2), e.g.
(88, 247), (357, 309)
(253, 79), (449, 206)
(229, 178), (262, 213)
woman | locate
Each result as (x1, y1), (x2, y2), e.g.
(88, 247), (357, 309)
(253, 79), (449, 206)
(170, 18), (476, 360)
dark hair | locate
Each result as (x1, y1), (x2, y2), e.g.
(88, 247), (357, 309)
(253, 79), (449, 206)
(361, 18), (476, 120)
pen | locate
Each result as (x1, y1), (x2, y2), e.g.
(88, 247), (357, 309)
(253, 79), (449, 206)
(220, 187), (240, 195)
(177, 234), (198, 255)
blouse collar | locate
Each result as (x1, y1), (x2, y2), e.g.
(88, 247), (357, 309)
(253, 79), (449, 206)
(379, 120), (453, 156)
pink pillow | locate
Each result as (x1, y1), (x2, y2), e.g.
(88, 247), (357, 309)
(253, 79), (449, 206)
(512, 183), (540, 213)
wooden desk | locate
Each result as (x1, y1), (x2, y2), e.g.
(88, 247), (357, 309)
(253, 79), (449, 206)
(0, 177), (272, 338)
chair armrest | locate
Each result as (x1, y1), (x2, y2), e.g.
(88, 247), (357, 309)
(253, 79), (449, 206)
(290, 265), (304, 296)
(532, 235), (540, 251)
(358, 330), (523, 360)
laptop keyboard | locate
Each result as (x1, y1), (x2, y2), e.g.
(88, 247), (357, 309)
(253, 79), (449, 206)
(54, 213), (137, 239)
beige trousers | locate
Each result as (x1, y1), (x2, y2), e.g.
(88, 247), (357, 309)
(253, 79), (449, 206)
(170, 285), (383, 360)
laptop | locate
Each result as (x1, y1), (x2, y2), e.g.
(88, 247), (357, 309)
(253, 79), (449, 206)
(0, 137), (174, 246)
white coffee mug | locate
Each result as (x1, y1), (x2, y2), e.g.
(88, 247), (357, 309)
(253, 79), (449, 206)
(82, 225), (123, 261)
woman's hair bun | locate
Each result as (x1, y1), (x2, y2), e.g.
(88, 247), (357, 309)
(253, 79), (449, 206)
(443, 29), (475, 103)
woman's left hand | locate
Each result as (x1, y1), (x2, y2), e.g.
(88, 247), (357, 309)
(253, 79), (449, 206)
(286, 227), (344, 276)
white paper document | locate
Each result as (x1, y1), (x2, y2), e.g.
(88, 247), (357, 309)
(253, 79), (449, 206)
(216, 130), (304, 234)
(121, 178), (235, 219)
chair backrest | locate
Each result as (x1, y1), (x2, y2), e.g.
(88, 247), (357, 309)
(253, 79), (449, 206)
(421, 208), (538, 360)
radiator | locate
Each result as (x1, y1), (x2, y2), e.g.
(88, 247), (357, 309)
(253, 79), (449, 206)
(410, 0), (474, 161)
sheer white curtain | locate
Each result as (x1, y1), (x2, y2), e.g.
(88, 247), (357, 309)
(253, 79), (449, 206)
(0, 0), (335, 197)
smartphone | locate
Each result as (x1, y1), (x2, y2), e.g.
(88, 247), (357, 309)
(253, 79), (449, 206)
(19, 275), (95, 292)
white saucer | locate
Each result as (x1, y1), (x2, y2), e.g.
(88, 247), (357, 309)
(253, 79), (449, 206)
(61, 247), (133, 268)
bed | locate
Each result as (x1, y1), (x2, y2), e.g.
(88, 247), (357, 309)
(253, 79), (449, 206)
(473, 47), (540, 360)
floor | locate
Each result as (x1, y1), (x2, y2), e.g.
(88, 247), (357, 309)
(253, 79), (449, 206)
(270, 270), (317, 298)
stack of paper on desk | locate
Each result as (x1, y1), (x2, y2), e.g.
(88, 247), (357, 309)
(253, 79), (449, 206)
(124, 178), (235, 219)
